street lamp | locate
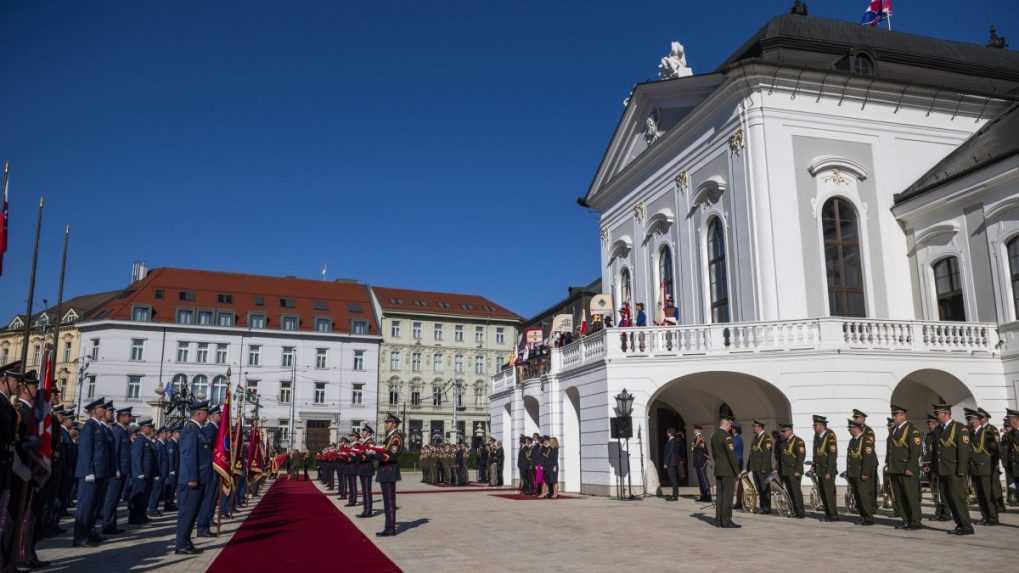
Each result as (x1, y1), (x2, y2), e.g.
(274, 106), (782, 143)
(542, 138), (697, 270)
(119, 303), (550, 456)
(614, 389), (634, 417)
(613, 389), (637, 500)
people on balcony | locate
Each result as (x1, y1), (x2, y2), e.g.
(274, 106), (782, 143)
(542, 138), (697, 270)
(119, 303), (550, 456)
(635, 303), (647, 327)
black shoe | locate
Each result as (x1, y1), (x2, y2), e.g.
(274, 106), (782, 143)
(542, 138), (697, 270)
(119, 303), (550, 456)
(375, 529), (396, 537)
(934, 515), (951, 521)
(147, 511), (162, 518)
(344, 503), (358, 507)
(907, 523), (924, 530)
(29, 559), (50, 569)
(894, 523), (907, 529)
(722, 522), (742, 528)
(85, 535), (102, 547)
(102, 528), (124, 535)
(175, 547), (200, 555)
(196, 531), (217, 538)
(954, 527), (975, 536)
(760, 509), (771, 515)
(860, 520), (875, 526)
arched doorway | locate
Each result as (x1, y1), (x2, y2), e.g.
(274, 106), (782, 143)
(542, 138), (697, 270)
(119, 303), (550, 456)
(523, 396), (540, 437)
(891, 369), (975, 426)
(563, 387), (582, 492)
(648, 400), (685, 486)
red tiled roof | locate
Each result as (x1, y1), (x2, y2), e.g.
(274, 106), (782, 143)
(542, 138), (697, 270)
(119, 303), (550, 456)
(87, 268), (379, 335)
(371, 286), (522, 322)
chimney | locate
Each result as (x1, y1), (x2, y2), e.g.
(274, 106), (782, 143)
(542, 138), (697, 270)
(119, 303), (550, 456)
(131, 261), (149, 283)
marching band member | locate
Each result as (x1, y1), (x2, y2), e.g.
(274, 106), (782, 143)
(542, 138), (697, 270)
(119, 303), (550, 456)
(376, 413), (403, 537)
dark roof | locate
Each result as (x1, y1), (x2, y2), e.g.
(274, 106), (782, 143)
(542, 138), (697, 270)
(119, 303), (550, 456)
(896, 103), (1019, 203)
(5, 290), (124, 330)
(719, 15), (1019, 95)
(525, 278), (602, 326)
(87, 268), (379, 335)
(372, 286), (522, 322)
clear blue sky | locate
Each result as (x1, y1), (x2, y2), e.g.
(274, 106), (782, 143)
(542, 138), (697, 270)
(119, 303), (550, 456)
(1, 0), (1016, 320)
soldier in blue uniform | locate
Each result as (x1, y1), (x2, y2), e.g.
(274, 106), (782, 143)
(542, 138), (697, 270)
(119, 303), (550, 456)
(129, 418), (157, 524)
(196, 405), (222, 537)
(74, 398), (111, 547)
(57, 408), (77, 517)
(165, 426), (180, 511)
(376, 413), (403, 537)
(101, 406), (132, 535)
(148, 427), (170, 516)
(175, 401), (212, 555)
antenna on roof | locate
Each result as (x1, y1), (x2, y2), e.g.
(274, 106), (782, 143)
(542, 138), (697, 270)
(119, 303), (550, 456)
(320, 263), (327, 281)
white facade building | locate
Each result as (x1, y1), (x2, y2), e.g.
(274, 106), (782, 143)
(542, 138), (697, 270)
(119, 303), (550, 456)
(77, 268), (382, 452)
(491, 15), (1019, 495)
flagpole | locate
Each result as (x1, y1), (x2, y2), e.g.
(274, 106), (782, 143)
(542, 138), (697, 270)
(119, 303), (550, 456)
(51, 225), (69, 401)
(19, 197), (44, 372)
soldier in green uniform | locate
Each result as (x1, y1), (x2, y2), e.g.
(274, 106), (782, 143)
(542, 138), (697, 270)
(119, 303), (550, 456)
(923, 413), (951, 520)
(965, 408), (998, 525)
(812, 415), (838, 521)
(886, 405), (922, 529)
(846, 419), (877, 525)
(977, 408), (1005, 513)
(1003, 409), (1019, 505)
(779, 423), (806, 518)
(709, 416), (740, 528)
(852, 409), (879, 509)
(933, 403), (974, 535)
(747, 420), (773, 514)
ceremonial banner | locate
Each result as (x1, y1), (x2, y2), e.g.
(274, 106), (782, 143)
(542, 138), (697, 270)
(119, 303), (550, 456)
(212, 387), (233, 495)
(589, 294), (613, 316)
(34, 348), (54, 482)
(551, 314), (573, 334)
(247, 419), (263, 480)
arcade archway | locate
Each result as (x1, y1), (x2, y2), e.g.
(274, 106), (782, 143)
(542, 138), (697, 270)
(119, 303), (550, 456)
(891, 369), (975, 426)
(523, 396), (540, 437)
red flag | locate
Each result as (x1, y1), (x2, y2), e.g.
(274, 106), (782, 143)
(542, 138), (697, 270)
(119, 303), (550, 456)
(246, 419), (263, 480)
(34, 347), (54, 480)
(212, 387), (233, 495)
(0, 160), (9, 276)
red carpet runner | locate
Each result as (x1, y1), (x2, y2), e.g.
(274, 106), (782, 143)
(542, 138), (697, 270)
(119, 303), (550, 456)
(207, 479), (401, 572)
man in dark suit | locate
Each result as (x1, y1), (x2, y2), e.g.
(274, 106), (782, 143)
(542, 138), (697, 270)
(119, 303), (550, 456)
(477, 442), (488, 484)
(710, 416), (740, 528)
(101, 406), (132, 534)
(662, 427), (685, 501)
(748, 420), (773, 514)
(376, 413), (403, 537)
(691, 426), (711, 502)
(517, 436), (531, 494)
(175, 401), (211, 554)
(74, 397), (111, 547)
(812, 415), (839, 521)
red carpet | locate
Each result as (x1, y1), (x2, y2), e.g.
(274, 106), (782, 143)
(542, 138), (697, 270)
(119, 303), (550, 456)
(490, 494), (577, 500)
(208, 479), (401, 573)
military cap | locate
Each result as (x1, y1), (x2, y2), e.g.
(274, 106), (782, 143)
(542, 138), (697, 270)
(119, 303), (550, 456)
(927, 412), (937, 421)
(963, 408), (979, 419)
(977, 408), (990, 419)
(104, 400), (115, 411)
(848, 419), (863, 428)
(752, 419), (766, 427)
(21, 371), (40, 385)
(852, 409), (867, 418)
(84, 397), (106, 411)
(890, 404), (907, 414)
(932, 402), (952, 413)
(208, 405), (221, 415)
(693, 425), (703, 430)
(66, 409), (77, 418)
(157, 426), (167, 433)
(385, 412), (401, 425)
(1007, 408), (1019, 418)
(886, 417), (894, 425)
(190, 400), (210, 411)
(362, 424), (374, 435)
(116, 406), (133, 416)
(0, 360), (25, 378)
(138, 418), (154, 428)
(780, 423), (793, 430)
(812, 415), (828, 425)
(339, 436), (350, 444)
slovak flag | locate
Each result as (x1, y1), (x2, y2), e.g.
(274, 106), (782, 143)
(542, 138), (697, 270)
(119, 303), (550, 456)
(862, 0), (892, 27)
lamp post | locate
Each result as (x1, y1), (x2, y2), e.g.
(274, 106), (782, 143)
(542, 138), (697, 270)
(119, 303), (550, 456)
(614, 389), (636, 500)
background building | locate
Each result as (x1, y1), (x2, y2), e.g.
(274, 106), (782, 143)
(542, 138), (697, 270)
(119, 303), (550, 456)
(77, 267), (381, 451)
(370, 286), (520, 450)
(1, 290), (122, 409)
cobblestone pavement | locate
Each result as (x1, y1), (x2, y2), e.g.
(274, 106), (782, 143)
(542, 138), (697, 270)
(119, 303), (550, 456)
(328, 475), (1019, 573)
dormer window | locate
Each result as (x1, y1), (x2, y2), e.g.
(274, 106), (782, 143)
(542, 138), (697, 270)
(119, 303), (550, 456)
(834, 50), (876, 77)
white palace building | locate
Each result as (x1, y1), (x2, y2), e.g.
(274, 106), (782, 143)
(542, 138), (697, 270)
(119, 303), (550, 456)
(490, 14), (1019, 495)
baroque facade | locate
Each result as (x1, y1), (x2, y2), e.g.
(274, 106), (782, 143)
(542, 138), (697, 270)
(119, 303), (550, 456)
(491, 14), (1019, 495)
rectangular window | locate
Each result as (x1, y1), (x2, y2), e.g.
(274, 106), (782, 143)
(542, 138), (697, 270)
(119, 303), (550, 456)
(90, 338), (100, 360)
(176, 341), (189, 363)
(62, 341), (72, 363)
(217, 293), (233, 304)
(279, 419), (289, 442)
(32, 344), (41, 366)
(475, 355), (484, 375)
(391, 320), (401, 338)
(411, 389), (421, 407)
(352, 383), (364, 406)
(388, 386), (399, 406)
(432, 385), (443, 406)
(412, 322), (422, 339)
(130, 339), (145, 361)
(154, 289), (165, 299)
(390, 351), (401, 370)
(353, 350), (365, 371)
(176, 309), (194, 325)
(455, 325), (464, 342)
(255, 296), (264, 306)
(127, 375), (141, 400)
(433, 353), (442, 371)
(279, 381), (292, 403)
(197, 310), (213, 325)
(281, 346), (295, 367)
(351, 419), (362, 434)
(0, 347), (8, 366)
(248, 344), (261, 366)
(312, 300), (328, 311)
(315, 318), (331, 332)
(249, 314), (266, 329)
(314, 382), (326, 404)
(280, 297), (296, 308)
(475, 326), (484, 343)
(315, 348), (327, 369)
(281, 316), (299, 331)
(434, 323), (443, 341)
(215, 343), (228, 364)
(86, 375), (96, 398)
(352, 320), (369, 335)
(132, 305), (151, 321)
(496, 327), (505, 345)
(196, 343), (209, 363)
(455, 354), (464, 374)
(217, 312), (234, 327)
(179, 290), (195, 301)
(411, 352), (421, 372)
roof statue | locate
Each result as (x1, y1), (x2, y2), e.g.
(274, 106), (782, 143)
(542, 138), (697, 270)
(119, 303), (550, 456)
(657, 41), (693, 80)
(988, 25), (1008, 49)
(790, 0), (808, 16)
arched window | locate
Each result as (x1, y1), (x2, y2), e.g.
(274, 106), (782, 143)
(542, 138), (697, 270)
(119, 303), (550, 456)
(707, 218), (730, 323)
(659, 245), (675, 308)
(853, 53), (875, 76)
(1006, 236), (1019, 320)
(822, 198), (865, 317)
(171, 374), (187, 396)
(192, 375), (209, 400)
(210, 375), (228, 405)
(933, 257), (966, 321)
(619, 267), (633, 310)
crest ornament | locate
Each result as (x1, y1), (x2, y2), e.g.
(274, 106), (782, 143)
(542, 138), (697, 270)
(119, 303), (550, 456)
(644, 111), (662, 146)
(728, 129), (745, 156)
(600, 227), (609, 244)
(822, 169), (851, 186)
(675, 171), (689, 192)
(633, 202), (647, 223)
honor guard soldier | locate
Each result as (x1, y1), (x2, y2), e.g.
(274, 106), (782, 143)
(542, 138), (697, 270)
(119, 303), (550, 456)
(74, 397), (111, 547)
(976, 408), (1005, 513)
(345, 431), (360, 507)
(356, 425), (376, 518)
(846, 419), (877, 525)
(129, 418), (157, 524)
(337, 437), (350, 499)
(0, 364), (20, 565)
(175, 401), (212, 555)
(13, 369), (48, 568)
(149, 427), (170, 515)
(101, 406), (132, 535)
(779, 423), (806, 518)
(933, 403), (974, 535)
(923, 413), (952, 520)
(852, 409), (879, 508)
(196, 405), (222, 537)
(812, 415), (838, 521)
(166, 426), (180, 511)
(376, 413), (403, 537)
(966, 408), (998, 525)
(886, 405), (922, 529)
(747, 420), (773, 514)
(710, 416), (740, 528)
(1004, 408), (1019, 503)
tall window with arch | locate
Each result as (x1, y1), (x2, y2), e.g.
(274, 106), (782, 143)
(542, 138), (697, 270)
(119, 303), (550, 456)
(211, 375), (228, 405)
(619, 267), (633, 311)
(822, 197), (865, 317)
(658, 244), (675, 319)
(706, 218), (730, 323)
(1010, 236), (1019, 320)
(933, 256), (965, 321)
(192, 375), (209, 400)
(171, 374), (187, 396)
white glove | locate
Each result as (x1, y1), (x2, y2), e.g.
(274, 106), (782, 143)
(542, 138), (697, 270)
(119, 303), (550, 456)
(155, 477), (161, 481)
(137, 474), (145, 479)
(85, 474), (95, 483)
(170, 471), (176, 476)
(116, 471), (121, 479)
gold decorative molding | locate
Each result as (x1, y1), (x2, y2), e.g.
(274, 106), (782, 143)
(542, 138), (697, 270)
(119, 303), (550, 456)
(822, 169), (851, 186)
